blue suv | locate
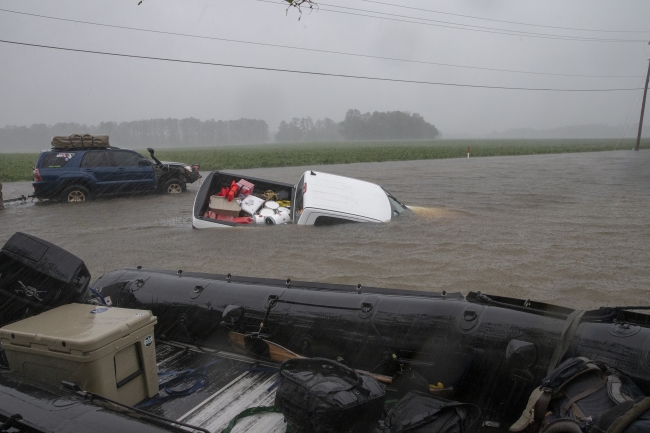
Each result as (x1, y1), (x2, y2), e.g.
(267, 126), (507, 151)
(32, 147), (200, 203)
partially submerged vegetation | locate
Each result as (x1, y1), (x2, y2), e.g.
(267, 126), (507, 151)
(1, 138), (648, 182)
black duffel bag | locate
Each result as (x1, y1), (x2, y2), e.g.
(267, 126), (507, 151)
(275, 357), (386, 433)
(380, 391), (481, 433)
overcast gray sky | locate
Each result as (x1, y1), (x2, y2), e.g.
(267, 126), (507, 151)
(1, 0), (649, 138)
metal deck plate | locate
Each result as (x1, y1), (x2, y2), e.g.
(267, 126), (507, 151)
(142, 341), (287, 433)
(181, 371), (285, 433)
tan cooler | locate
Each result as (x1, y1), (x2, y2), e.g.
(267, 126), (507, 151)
(0, 303), (158, 406)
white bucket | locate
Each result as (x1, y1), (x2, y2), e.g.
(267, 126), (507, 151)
(265, 211), (292, 225)
(264, 201), (280, 210)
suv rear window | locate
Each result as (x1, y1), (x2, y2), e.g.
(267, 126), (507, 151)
(40, 152), (76, 168)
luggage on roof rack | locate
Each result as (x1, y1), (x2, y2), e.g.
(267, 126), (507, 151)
(51, 134), (110, 149)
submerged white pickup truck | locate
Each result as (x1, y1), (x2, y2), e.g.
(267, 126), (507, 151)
(192, 170), (408, 228)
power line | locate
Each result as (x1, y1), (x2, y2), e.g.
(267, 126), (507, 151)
(0, 8), (642, 79)
(0, 39), (644, 92)
(290, 0), (649, 43)
(362, 0), (650, 34)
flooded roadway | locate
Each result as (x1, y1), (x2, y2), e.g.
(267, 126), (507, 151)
(1, 150), (649, 310)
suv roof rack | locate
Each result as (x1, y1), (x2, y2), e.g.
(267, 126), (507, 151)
(50, 146), (121, 151)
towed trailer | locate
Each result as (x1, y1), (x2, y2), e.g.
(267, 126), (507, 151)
(1, 233), (650, 432)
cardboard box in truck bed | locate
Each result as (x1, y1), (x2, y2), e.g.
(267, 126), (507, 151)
(209, 195), (241, 217)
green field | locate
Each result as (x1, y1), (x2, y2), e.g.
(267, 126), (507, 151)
(1, 138), (648, 183)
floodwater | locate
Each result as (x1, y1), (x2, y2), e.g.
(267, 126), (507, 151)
(1, 150), (649, 310)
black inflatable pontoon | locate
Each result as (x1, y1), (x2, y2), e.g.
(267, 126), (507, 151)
(1, 232), (649, 432)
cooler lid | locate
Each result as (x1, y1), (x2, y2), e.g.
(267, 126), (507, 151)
(0, 304), (156, 354)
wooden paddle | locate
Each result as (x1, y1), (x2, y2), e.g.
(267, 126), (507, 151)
(228, 331), (304, 363)
(227, 331), (452, 394)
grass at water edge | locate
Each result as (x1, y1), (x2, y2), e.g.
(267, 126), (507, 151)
(1, 138), (648, 183)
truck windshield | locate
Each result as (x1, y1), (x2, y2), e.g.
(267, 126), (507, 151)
(383, 188), (408, 217)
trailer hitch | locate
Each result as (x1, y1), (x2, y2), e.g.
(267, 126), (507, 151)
(2, 194), (33, 204)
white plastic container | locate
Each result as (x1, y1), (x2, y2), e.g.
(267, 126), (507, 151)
(265, 211), (292, 225)
(240, 195), (265, 215)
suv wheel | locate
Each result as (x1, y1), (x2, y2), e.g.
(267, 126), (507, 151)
(61, 185), (90, 203)
(161, 178), (185, 194)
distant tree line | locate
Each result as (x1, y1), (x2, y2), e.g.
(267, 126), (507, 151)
(0, 110), (439, 151)
(275, 109), (440, 142)
(275, 117), (341, 143)
(0, 117), (269, 151)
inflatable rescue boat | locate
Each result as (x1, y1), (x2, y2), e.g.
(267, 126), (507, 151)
(1, 232), (649, 432)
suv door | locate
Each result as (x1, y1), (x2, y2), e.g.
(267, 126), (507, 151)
(111, 150), (155, 193)
(80, 150), (119, 194)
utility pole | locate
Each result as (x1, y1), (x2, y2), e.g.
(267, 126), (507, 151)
(635, 59), (650, 151)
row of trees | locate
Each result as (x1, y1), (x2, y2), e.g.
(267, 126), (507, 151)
(1, 110), (439, 151)
(97, 118), (269, 147)
(275, 109), (440, 142)
(275, 117), (341, 142)
(0, 118), (269, 151)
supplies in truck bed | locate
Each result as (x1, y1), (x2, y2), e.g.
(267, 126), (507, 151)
(52, 134), (110, 149)
(204, 177), (292, 225)
(240, 195), (265, 214)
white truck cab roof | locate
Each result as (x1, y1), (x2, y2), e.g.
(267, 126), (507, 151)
(294, 171), (393, 225)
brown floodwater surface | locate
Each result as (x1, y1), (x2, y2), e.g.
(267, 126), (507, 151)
(1, 150), (649, 310)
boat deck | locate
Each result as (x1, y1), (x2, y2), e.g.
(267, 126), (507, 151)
(145, 341), (287, 433)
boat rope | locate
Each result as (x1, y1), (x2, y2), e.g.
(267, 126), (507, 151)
(61, 381), (211, 433)
(137, 359), (225, 408)
(362, 309), (401, 367)
(261, 295), (401, 366)
(580, 308), (618, 323)
(219, 405), (291, 433)
(475, 292), (569, 319)
(264, 298), (363, 311)
(257, 295), (278, 334)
